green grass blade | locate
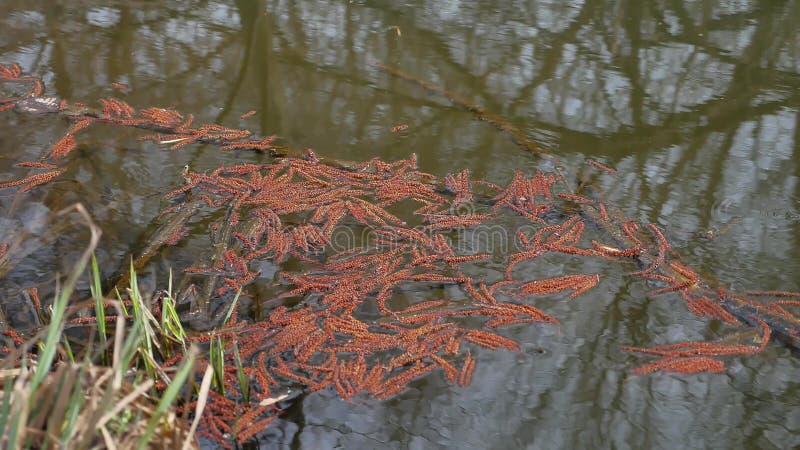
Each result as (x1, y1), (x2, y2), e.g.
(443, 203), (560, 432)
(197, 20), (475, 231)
(161, 270), (187, 349)
(60, 365), (88, 446)
(223, 288), (242, 326)
(118, 317), (143, 377)
(0, 371), (14, 437)
(7, 363), (31, 450)
(137, 347), (197, 450)
(233, 343), (249, 403)
(90, 254), (107, 362)
(128, 262), (160, 380)
(30, 204), (100, 394)
(210, 337), (225, 395)
(114, 287), (129, 316)
(63, 337), (75, 364)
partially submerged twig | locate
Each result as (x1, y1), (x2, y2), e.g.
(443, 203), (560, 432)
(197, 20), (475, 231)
(184, 204), (238, 329)
(110, 198), (204, 295)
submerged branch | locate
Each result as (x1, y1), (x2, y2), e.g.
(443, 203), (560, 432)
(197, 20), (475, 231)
(377, 64), (550, 158)
(109, 199), (203, 296)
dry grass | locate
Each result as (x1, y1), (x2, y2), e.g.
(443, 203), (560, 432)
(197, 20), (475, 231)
(0, 204), (207, 449)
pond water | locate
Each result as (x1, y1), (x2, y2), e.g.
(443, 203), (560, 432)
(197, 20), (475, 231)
(1, 0), (799, 448)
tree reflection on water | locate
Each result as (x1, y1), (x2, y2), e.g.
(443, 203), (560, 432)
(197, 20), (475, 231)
(0, 1), (798, 448)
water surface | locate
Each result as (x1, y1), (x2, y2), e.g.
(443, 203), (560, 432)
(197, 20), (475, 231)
(1, 1), (799, 448)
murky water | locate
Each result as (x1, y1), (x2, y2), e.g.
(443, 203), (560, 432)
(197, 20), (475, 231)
(1, 1), (799, 448)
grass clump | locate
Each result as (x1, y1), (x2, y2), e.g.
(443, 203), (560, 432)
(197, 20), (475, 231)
(0, 204), (208, 449)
